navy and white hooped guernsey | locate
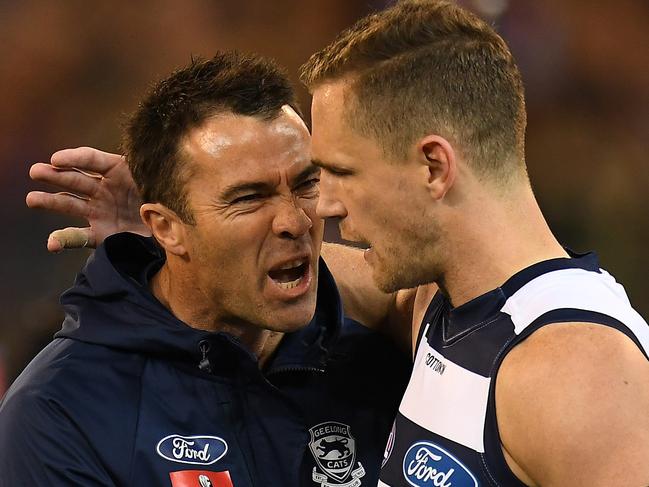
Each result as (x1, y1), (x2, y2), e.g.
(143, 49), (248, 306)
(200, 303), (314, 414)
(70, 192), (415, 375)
(379, 252), (649, 486)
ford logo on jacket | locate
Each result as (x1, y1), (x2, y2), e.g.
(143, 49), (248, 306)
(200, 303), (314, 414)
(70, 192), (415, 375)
(157, 435), (228, 465)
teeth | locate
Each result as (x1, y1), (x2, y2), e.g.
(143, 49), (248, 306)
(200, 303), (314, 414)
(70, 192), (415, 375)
(276, 276), (302, 289)
(278, 260), (303, 270)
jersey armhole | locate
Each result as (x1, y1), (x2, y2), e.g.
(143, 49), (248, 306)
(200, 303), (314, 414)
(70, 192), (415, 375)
(482, 308), (648, 486)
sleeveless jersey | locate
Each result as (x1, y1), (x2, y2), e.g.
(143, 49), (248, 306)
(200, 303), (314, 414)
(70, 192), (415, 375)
(379, 252), (649, 486)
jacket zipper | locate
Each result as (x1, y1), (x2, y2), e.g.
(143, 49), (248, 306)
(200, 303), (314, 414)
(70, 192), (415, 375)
(266, 365), (325, 376)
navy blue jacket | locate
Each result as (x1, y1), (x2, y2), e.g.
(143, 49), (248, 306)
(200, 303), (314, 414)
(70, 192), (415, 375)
(0, 233), (409, 487)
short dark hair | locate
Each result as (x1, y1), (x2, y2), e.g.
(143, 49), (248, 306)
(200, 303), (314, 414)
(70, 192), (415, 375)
(300, 0), (527, 184)
(123, 52), (300, 223)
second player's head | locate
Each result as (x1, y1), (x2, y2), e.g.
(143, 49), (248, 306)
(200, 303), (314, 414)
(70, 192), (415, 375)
(301, 0), (528, 292)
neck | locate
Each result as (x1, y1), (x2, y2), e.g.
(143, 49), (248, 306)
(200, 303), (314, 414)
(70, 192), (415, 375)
(150, 263), (283, 367)
(438, 183), (568, 307)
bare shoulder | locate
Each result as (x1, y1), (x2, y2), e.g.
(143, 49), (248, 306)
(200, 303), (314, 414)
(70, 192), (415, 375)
(496, 322), (649, 486)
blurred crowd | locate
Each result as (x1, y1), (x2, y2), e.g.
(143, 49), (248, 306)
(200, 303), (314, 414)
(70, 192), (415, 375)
(1, 0), (647, 394)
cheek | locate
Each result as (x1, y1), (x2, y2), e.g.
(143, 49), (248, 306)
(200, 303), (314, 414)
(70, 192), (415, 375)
(366, 184), (413, 239)
(297, 194), (321, 221)
(192, 235), (240, 276)
(335, 181), (361, 212)
(193, 217), (269, 265)
(301, 197), (319, 218)
(350, 185), (382, 225)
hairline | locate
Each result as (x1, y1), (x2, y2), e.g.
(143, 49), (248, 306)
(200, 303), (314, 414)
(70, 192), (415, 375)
(170, 104), (303, 222)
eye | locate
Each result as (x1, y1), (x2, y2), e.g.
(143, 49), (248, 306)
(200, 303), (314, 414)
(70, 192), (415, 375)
(297, 177), (320, 190)
(231, 193), (263, 204)
(295, 178), (320, 198)
(324, 167), (352, 177)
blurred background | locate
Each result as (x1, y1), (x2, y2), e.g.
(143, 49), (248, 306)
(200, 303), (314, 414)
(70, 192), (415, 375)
(1, 0), (647, 394)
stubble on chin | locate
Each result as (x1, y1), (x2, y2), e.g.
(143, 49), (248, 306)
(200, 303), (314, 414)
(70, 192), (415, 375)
(372, 245), (438, 293)
(372, 251), (414, 293)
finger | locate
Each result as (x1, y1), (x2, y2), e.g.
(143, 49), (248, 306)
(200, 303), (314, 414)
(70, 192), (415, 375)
(29, 163), (100, 196)
(68, 167), (103, 179)
(48, 227), (94, 252)
(26, 191), (89, 219)
(50, 147), (124, 174)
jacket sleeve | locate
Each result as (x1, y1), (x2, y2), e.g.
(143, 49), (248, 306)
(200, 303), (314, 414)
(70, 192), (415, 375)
(0, 387), (116, 486)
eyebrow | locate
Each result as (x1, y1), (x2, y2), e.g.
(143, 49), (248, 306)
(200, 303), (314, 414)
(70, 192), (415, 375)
(311, 158), (333, 170)
(219, 164), (321, 202)
(311, 158), (352, 174)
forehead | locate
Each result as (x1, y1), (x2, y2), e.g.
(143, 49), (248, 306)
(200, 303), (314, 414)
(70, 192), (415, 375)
(310, 81), (381, 168)
(182, 106), (312, 184)
(311, 82), (348, 140)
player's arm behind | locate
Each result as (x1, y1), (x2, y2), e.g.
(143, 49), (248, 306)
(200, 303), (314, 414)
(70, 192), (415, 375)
(26, 147), (148, 252)
(321, 242), (433, 352)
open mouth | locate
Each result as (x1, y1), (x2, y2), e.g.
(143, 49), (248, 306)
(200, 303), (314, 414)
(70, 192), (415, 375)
(268, 259), (309, 290)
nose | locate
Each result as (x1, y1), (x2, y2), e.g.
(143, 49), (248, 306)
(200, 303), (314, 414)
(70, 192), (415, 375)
(315, 171), (347, 219)
(272, 197), (313, 239)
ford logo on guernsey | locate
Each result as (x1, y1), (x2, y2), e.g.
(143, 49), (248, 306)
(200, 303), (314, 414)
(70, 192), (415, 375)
(156, 435), (228, 466)
(402, 441), (478, 487)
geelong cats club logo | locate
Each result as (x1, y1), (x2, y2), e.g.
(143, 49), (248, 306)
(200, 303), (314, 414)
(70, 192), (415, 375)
(309, 422), (366, 486)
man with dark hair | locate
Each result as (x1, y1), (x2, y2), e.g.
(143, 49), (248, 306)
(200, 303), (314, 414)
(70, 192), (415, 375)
(3, 52), (411, 486)
(124, 54), (304, 225)
(301, 1), (649, 486)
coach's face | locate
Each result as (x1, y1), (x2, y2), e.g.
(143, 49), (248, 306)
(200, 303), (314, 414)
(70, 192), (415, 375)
(180, 106), (323, 332)
(311, 82), (439, 292)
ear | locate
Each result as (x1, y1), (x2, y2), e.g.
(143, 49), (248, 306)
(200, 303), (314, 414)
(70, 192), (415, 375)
(140, 203), (188, 256)
(417, 135), (457, 200)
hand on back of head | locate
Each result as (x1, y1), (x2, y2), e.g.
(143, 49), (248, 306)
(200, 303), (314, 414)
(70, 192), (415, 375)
(26, 147), (148, 252)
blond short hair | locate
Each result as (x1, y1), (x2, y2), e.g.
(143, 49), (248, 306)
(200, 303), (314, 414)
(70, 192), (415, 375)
(300, 0), (527, 182)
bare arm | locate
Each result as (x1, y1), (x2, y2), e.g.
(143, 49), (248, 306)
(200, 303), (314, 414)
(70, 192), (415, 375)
(26, 147), (148, 252)
(496, 323), (649, 486)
